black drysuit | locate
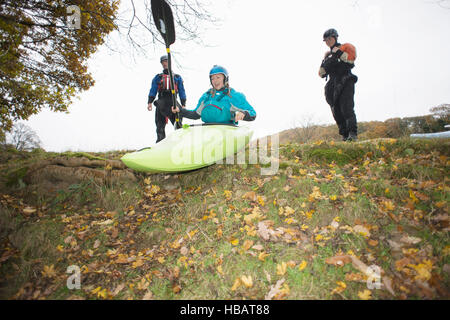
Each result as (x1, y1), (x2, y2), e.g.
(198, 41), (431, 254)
(148, 69), (186, 143)
(152, 92), (182, 142)
(320, 44), (358, 139)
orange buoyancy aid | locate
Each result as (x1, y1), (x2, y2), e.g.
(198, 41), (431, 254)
(339, 43), (357, 64)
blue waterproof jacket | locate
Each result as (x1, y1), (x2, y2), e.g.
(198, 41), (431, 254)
(180, 88), (256, 124)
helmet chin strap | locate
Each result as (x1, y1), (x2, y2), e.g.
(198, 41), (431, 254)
(210, 83), (230, 98)
(331, 40), (340, 51)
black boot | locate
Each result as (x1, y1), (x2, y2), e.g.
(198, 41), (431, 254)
(156, 131), (165, 143)
(347, 132), (357, 142)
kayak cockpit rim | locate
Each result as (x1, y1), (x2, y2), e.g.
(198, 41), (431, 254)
(187, 123), (238, 128)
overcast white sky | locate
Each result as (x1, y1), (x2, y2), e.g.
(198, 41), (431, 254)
(24, 0), (450, 152)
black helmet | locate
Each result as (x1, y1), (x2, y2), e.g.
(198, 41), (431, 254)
(323, 28), (338, 40)
(160, 55), (168, 63)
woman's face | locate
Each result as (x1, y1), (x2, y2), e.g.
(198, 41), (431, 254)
(211, 74), (225, 90)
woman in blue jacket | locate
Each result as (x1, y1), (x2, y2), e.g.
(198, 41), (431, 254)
(171, 65), (256, 124)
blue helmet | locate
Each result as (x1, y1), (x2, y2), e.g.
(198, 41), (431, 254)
(209, 65), (229, 87)
(209, 65), (228, 79)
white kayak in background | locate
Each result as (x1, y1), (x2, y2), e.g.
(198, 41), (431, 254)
(410, 131), (450, 139)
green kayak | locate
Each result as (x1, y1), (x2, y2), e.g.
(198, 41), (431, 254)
(121, 124), (253, 173)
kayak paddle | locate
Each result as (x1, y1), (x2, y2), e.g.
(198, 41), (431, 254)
(151, 0), (182, 129)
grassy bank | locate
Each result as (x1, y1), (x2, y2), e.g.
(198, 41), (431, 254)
(0, 138), (449, 299)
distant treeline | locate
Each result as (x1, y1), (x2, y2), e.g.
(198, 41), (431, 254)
(280, 105), (450, 144)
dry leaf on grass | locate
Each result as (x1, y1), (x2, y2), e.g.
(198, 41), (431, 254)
(382, 276), (395, 296)
(252, 244), (264, 251)
(67, 295), (85, 300)
(298, 261), (307, 271)
(243, 240), (254, 251)
(180, 246), (189, 256)
(331, 281), (347, 295)
(23, 207), (36, 215)
(387, 239), (403, 251)
(353, 225), (370, 237)
(368, 239), (379, 247)
(111, 228), (119, 239)
(345, 273), (366, 282)
(325, 255), (352, 267)
(241, 275), (253, 288)
(231, 278), (241, 291)
(242, 191), (257, 202)
(276, 262), (287, 275)
(400, 235), (422, 245)
(172, 284), (182, 294)
(112, 283), (125, 297)
(258, 252), (269, 261)
(142, 290), (153, 300)
(350, 255), (382, 278)
(257, 221), (271, 241)
(217, 265), (224, 275)
(265, 279), (285, 300)
(264, 270), (271, 282)
(358, 289), (372, 300)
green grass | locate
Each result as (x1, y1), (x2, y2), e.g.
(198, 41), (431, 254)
(0, 138), (449, 300)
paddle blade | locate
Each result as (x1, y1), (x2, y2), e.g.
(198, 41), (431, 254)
(151, 0), (176, 46)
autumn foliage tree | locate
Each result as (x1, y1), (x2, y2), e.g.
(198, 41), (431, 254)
(0, 0), (217, 137)
(0, 0), (119, 135)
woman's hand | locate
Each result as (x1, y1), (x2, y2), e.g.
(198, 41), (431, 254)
(171, 106), (180, 113)
(235, 111), (245, 122)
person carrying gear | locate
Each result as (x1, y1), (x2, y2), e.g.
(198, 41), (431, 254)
(171, 65), (256, 124)
(147, 55), (187, 143)
(319, 28), (358, 141)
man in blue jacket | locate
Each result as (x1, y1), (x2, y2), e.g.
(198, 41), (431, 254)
(171, 65), (256, 125)
(147, 55), (187, 142)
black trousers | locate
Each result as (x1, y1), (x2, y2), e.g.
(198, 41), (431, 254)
(325, 76), (358, 138)
(154, 94), (182, 143)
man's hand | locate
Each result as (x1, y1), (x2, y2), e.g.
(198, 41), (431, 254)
(235, 111), (245, 122)
(171, 106), (180, 113)
(147, 103), (152, 111)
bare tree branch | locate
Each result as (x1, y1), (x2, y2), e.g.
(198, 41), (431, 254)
(113, 0), (220, 57)
(4, 123), (42, 151)
(425, 0), (450, 9)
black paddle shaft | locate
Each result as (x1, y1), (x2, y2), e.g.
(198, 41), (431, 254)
(151, 0), (181, 128)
